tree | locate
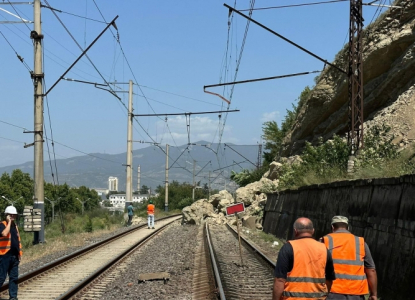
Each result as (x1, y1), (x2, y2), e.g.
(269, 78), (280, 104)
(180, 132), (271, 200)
(140, 185), (149, 195)
(152, 181), (209, 210)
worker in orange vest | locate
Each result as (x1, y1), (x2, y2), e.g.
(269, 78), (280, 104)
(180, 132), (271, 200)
(321, 216), (378, 300)
(147, 200), (155, 229)
(273, 217), (335, 300)
(0, 206), (22, 300)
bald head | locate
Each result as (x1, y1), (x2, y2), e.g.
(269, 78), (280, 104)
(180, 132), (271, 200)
(293, 217), (314, 238)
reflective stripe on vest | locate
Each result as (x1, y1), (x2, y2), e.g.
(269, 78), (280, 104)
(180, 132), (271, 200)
(283, 239), (328, 300)
(0, 221), (23, 257)
(324, 233), (368, 295)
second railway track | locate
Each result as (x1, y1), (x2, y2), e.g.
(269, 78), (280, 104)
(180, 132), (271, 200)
(0, 215), (180, 300)
(206, 223), (275, 300)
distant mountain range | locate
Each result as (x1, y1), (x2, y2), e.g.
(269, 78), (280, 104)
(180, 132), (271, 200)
(0, 141), (260, 191)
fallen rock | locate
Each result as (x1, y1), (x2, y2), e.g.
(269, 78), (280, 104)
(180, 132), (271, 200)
(182, 199), (214, 225)
(265, 162), (283, 180)
(242, 216), (257, 230)
(209, 190), (233, 208)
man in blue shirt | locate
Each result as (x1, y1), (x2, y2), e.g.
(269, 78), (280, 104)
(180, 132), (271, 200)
(127, 204), (134, 226)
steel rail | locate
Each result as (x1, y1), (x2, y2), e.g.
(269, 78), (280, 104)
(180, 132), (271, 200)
(206, 223), (226, 300)
(225, 223), (276, 268)
(59, 218), (176, 299)
(0, 214), (181, 294)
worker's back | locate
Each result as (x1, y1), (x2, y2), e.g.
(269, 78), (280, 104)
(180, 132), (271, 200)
(147, 204), (155, 215)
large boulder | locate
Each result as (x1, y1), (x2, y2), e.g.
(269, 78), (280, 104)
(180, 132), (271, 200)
(209, 190), (233, 208)
(182, 199), (214, 225)
(235, 178), (277, 206)
(265, 162), (283, 180)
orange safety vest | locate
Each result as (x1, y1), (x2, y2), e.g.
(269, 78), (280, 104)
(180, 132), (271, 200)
(0, 221), (22, 257)
(323, 232), (368, 295)
(283, 238), (328, 300)
(147, 204), (155, 215)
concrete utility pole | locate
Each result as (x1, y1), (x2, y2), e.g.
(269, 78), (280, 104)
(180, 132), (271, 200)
(164, 144), (169, 212)
(208, 171), (211, 200)
(76, 198), (90, 215)
(125, 80), (133, 208)
(137, 165), (141, 193)
(192, 160), (196, 201)
(45, 197), (59, 221)
(33, 0), (45, 244)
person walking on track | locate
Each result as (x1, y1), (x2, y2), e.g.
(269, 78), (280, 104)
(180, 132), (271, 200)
(127, 203), (134, 226)
(321, 216), (378, 300)
(147, 200), (155, 229)
(0, 206), (22, 300)
(273, 217), (335, 300)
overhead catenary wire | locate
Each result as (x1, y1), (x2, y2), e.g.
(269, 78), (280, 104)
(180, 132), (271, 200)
(6, 0), (31, 30)
(0, 30), (32, 72)
(239, 0), (348, 11)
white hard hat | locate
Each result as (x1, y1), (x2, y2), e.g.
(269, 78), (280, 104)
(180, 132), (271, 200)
(4, 206), (17, 215)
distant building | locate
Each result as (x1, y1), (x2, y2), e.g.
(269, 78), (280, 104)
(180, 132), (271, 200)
(108, 193), (149, 208)
(92, 188), (109, 200)
(108, 176), (118, 191)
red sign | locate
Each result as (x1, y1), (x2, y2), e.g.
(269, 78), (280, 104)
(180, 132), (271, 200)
(225, 202), (245, 216)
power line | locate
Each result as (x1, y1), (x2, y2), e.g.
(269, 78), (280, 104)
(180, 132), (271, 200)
(139, 85), (224, 108)
(6, 0), (31, 31)
(41, 4), (108, 24)
(0, 30), (31, 72)
(239, 0), (348, 11)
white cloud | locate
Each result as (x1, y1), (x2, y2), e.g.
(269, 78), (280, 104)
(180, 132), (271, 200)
(153, 116), (236, 145)
(261, 111), (280, 123)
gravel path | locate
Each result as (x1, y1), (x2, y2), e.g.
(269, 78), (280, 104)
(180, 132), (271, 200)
(101, 222), (198, 300)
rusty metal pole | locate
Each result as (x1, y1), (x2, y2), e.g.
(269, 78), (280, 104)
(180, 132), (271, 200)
(348, 0), (364, 154)
(236, 213), (244, 266)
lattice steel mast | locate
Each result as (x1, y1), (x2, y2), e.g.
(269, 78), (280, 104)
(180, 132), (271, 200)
(348, 0), (364, 153)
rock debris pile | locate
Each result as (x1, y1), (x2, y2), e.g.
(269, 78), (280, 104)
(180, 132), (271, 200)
(182, 178), (278, 230)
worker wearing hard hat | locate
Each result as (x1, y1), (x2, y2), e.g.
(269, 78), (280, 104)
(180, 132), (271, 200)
(321, 216), (378, 300)
(0, 206), (22, 300)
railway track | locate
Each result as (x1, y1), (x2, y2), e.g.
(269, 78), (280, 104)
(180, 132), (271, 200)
(193, 222), (276, 300)
(0, 215), (181, 300)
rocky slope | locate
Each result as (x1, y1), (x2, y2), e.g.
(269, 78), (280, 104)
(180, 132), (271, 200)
(282, 0), (415, 155)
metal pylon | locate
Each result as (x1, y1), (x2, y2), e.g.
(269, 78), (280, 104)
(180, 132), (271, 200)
(348, 0), (364, 154)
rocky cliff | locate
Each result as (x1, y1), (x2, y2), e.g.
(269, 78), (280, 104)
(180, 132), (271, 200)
(283, 0), (415, 155)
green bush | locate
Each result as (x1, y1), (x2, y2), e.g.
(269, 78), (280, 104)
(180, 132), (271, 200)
(84, 217), (93, 233)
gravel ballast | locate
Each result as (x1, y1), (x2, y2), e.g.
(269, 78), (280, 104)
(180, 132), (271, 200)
(101, 222), (198, 300)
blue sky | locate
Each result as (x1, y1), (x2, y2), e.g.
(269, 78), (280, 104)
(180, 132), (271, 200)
(0, 0), (386, 168)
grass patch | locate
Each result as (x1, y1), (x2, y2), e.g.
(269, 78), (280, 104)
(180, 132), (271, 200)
(19, 209), (125, 264)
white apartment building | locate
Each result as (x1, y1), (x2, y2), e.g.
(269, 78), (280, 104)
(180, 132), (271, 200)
(108, 194), (149, 207)
(108, 176), (118, 191)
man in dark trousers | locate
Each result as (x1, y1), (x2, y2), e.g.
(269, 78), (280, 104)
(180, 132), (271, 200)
(127, 203), (134, 226)
(273, 217), (335, 300)
(0, 206), (22, 300)
(321, 216), (378, 300)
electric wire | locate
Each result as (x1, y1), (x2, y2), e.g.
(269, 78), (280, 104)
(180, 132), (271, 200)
(0, 30), (31, 72)
(139, 85), (224, 108)
(43, 0), (119, 98)
(41, 4), (108, 24)
(6, 0), (31, 31)
(239, 0), (348, 11)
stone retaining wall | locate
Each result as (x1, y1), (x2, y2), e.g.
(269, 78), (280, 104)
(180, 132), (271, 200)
(263, 174), (415, 299)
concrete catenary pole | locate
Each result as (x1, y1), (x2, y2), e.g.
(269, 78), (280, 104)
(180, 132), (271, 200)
(125, 80), (133, 209)
(164, 144), (169, 212)
(33, 0), (45, 244)
(192, 160), (196, 202)
(137, 165), (141, 193)
(208, 171), (211, 200)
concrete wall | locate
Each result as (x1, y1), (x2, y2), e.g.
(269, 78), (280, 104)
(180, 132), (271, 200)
(263, 174), (415, 299)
